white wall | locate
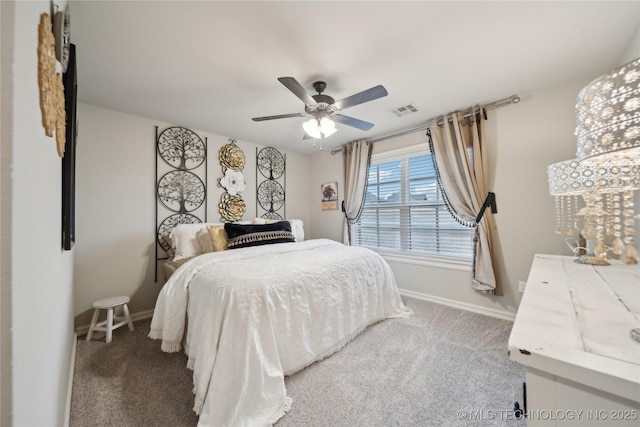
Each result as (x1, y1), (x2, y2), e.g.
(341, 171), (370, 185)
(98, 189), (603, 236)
(308, 75), (640, 316)
(620, 23), (640, 65)
(488, 79), (590, 310)
(308, 150), (346, 242)
(8, 1), (76, 425)
(73, 103), (312, 326)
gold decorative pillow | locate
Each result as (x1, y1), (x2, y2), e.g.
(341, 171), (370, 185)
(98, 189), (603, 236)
(197, 228), (214, 254)
(207, 225), (229, 252)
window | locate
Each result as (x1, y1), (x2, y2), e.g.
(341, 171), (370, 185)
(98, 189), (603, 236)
(354, 146), (474, 261)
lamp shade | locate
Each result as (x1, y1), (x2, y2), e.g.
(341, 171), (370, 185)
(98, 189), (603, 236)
(575, 58), (640, 165)
(303, 117), (337, 139)
(303, 118), (321, 138)
(547, 159), (640, 196)
(319, 117), (337, 136)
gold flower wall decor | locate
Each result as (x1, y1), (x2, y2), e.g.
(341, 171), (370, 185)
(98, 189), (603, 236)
(219, 142), (246, 170)
(218, 139), (246, 221)
(38, 13), (66, 157)
(218, 193), (247, 222)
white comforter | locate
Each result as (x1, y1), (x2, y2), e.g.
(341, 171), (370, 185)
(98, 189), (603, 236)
(149, 239), (412, 427)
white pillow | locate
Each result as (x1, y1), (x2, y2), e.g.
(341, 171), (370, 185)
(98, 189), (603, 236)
(289, 219), (304, 242)
(170, 223), (222, 261)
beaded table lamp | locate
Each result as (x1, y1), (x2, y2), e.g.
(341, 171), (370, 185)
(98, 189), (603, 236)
(573, 58), (640, 342)
(576, 58), (640, 166)
(547, 159), (639, 265)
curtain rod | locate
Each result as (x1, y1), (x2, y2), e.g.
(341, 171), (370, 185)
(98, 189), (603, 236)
(330, 94), (520, 155)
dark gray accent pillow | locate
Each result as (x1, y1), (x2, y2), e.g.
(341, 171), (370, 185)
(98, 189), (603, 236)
(224, 221), (295, 249)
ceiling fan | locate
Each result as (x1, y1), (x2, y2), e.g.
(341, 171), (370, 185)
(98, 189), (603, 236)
(252, 77), (388, 139)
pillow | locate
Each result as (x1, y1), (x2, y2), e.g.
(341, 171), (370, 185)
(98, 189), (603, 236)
(207, 225), (229, 252)
(252, 217), (278, 225)
(224, 221), (295, 249)
(251, 218), (305, 242)
(169, 223), (206, 261)
(197, 228), (214, 254)
(289, 219), (305, 242)
(169, 222), (223, 261)
(159, 234), (176, 258)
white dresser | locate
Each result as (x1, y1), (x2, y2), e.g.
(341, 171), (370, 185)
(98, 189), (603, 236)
(509, 254), (640, 426)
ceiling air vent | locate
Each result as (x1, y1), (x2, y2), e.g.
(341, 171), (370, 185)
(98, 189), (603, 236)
(389, 103), (419, 117)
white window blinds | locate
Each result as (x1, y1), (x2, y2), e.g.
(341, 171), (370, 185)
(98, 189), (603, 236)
(355, 149), (474, 260)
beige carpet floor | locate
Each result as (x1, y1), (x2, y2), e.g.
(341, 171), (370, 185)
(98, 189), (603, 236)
(70, 297), (526, 426)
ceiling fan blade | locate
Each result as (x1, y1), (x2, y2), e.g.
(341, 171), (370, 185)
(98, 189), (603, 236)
(252, 113), (307, 122)
(333, 114), (375, 131)
(278, 77), (317, 106)
(334, 85), (388, 110)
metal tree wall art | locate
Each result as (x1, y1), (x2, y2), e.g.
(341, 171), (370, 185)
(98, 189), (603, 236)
(257, 147), (285, 180)
(257, 180), (285, 215)
(157, 213), (201, 252)
(155, 126), (207, 281)
(256, 147), (286, 220)
(218, 139), (247, 222)
(157, 170), (205, 213)
(157, 127), (206, 169)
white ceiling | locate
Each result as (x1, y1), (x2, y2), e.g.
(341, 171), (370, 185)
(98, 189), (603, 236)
(69, 1), (640, 155)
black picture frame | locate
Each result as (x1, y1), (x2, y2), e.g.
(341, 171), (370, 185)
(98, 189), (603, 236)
(62, 43), (77, 250)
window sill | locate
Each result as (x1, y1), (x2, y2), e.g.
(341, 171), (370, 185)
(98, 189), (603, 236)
(371, 249), (473, 272)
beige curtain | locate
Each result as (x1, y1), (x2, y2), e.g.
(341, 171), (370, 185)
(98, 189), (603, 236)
(342, 140), (373, 245)
(428, 108), (500, 294)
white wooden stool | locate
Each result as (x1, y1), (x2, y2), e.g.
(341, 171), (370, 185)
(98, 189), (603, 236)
(86, 296), (134, 343)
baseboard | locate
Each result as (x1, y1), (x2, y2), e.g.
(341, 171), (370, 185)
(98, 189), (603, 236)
(399, 289), (516, 321)
(64, 333), (77, 427)
(75, 309), (154, 336)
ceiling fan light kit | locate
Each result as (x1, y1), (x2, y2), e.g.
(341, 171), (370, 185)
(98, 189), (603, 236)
(252, 77), (388, 145)
(303, 116), (337, 139)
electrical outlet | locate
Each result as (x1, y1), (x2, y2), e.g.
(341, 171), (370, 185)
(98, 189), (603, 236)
(518, 281), (527, 293)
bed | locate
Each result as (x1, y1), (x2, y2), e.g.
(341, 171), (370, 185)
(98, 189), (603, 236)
(149, 220), (412, 426)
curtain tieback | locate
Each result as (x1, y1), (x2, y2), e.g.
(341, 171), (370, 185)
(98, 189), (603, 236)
(475, 192), (497, 224)
(342, 200), (355, 245)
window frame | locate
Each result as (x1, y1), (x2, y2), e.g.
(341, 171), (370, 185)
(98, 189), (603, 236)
(354, 144), (473, 271)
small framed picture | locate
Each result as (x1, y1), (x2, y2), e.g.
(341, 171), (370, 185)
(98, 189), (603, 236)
(321, 182), (338, 211)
